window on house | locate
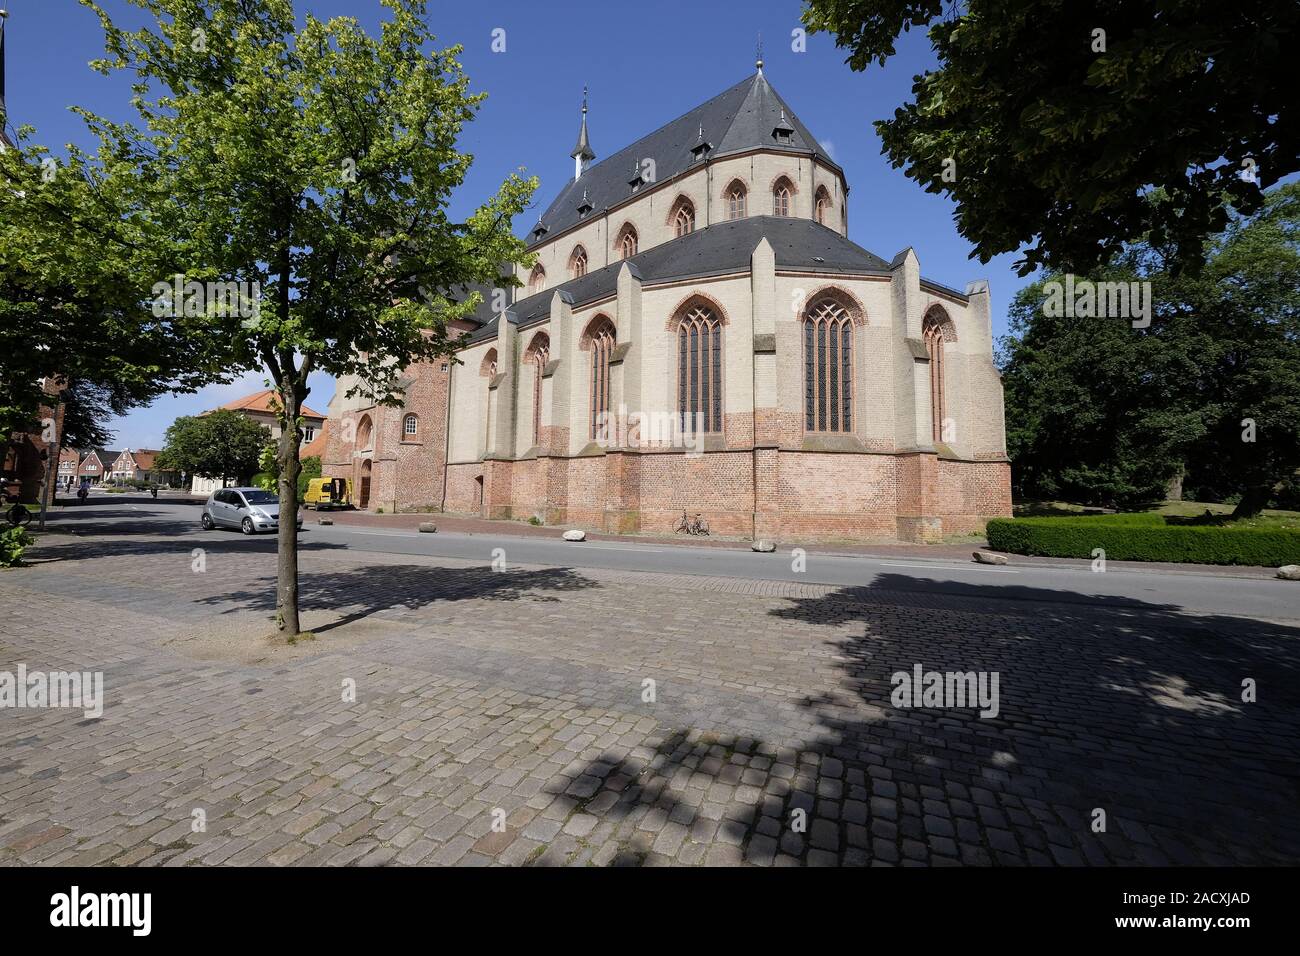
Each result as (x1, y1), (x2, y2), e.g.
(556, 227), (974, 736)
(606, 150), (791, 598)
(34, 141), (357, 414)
(671, 198), (695, 237)
(403, 414), (418, 437)
(585, 318), (616, 440)
(301, 426), (316, 442)
(570, 245), (587, 279)
(676, 303), (723, 434)
(726, 181), (747, 220)
(773, 178), (794, 217)
(803, 298), (854, 432)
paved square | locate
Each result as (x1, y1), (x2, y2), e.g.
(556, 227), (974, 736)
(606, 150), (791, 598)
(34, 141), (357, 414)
(2, 526), (1298, 866)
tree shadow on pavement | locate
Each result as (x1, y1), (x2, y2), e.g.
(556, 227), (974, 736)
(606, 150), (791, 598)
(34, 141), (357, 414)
(195, 562), (601, 633)
(537, 574), (1300, 867)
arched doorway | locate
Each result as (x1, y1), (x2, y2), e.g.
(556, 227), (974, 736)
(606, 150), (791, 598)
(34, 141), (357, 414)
(359, 459), (372, 510)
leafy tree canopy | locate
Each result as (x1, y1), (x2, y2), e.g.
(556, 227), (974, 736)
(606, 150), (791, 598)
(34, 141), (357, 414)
(1000, 184), (1300, 514)
(158, 410), (269, 484)
(73, 0), (537, 633)
(802, 0), (1297, 275)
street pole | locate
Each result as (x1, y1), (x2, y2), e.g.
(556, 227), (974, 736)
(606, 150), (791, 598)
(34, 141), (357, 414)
(38, 397), (60, 530)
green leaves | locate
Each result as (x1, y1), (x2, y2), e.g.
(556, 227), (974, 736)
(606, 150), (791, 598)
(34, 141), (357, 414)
(804, 0), (1298, 276)
(1000, 184), (1300, 510)
(159, 410), (269, 483)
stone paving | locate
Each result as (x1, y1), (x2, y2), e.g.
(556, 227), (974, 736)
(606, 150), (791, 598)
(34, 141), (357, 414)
(1, 525), (1298, 866)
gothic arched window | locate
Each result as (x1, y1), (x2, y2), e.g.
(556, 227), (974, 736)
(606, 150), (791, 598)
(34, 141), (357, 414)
(803, 298), (854, 432)
(675, 301), (724, 434)
(617, 223), (638, 259)
(528, 265), (546, 295)
(725, 180), (747, 220)
(525, 332), (550, 447)
(815, 186), (831, 226)
(671, 197), (695, 237)
(923, 307), (956, 443)
(583, 317), (616, 440)
(773, 176), (794, 217)
(570, 245), (587, 279)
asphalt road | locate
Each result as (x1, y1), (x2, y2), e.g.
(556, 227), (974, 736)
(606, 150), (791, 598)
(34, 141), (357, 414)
(45, 493), (1300, 623)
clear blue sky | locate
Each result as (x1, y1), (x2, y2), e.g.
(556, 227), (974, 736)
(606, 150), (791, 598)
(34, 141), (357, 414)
(5, 0), (1038, 449)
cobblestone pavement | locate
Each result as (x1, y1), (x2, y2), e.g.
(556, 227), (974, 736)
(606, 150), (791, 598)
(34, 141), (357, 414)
(2, 527), (1298, 866)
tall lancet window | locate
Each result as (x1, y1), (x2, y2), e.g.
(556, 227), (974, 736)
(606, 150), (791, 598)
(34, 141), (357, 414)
(923, 307), (956, 443)
(584, 317), (616, 440)
(803, 298), (854, 432)
(675, 301), (724, 434)
(525, 332), (550, 448)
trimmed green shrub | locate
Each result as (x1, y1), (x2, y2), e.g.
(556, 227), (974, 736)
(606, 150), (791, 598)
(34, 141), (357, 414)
(987, 517), (1300, 566)
(1, 526), (33, 567)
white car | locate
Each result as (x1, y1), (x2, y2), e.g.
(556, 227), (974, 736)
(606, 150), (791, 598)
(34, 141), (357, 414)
(200, 487), (302, 535)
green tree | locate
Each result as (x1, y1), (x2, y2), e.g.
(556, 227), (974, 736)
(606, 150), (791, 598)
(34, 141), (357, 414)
(802, 0), (1297, 276)
(159, 411), (269, 486)
(1000, 184), (1300, 514)
(79, 0), (536, 634)
(0, 129), (218, 461)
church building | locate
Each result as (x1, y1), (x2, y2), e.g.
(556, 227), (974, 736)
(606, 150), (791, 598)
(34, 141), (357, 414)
(324, 65), (1012, 542)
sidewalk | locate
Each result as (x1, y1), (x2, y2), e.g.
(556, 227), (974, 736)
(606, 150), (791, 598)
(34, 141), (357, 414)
(313, 508), (1282, 579)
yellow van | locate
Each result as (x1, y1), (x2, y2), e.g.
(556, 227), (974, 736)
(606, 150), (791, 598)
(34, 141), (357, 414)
(303, 477), (353, 510)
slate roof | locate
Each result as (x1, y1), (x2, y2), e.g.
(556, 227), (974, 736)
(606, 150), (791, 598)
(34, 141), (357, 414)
(529, 72), (837, 249)
(466, 216), (920, 345)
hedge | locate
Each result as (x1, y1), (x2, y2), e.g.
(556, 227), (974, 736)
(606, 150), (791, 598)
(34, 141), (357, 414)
(986, 517), (1300, 566)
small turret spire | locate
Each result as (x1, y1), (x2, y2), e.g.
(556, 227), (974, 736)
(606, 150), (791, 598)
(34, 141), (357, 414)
(570, 85), (595, 181)
(755, 33), (763, 74)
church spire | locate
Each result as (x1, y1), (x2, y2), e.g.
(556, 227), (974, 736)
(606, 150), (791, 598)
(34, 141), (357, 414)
(570, 85), (595, 181)
(755, 33), (763, 75)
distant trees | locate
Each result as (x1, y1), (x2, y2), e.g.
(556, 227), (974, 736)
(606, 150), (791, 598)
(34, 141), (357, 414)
(1000, 185), (1300, 515)
(158, 411), (269, 487)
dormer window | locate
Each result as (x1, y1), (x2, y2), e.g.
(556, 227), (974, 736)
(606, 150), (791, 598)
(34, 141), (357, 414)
(577, 190), (593, 217)
(773, 109), (795, 144)
(628, 160), (645, 192)
(689, 125), (711, 161)
(531, 221), (548, 241)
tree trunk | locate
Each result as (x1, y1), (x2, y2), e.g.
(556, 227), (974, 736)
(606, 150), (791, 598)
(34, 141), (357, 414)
(1231, 484), (1273, 519)
(275, 379), (303, 636)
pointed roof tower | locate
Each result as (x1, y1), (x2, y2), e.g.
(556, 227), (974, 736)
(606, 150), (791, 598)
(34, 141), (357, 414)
(570, 86), (595, 180)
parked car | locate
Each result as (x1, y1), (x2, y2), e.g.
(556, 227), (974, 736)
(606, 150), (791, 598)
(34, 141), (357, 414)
(201, 487), (302, 535)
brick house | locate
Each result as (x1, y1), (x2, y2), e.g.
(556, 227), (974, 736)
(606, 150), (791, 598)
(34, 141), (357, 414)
(190, 390), (326, 494)
(76, 450), (116, 486)
(326, 69), (1012, 540)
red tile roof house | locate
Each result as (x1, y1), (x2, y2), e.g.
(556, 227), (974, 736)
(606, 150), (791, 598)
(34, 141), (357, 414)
(75, 449), (116, 486)
(190, 390), (326, 495)
(104, 449), (178, 486)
